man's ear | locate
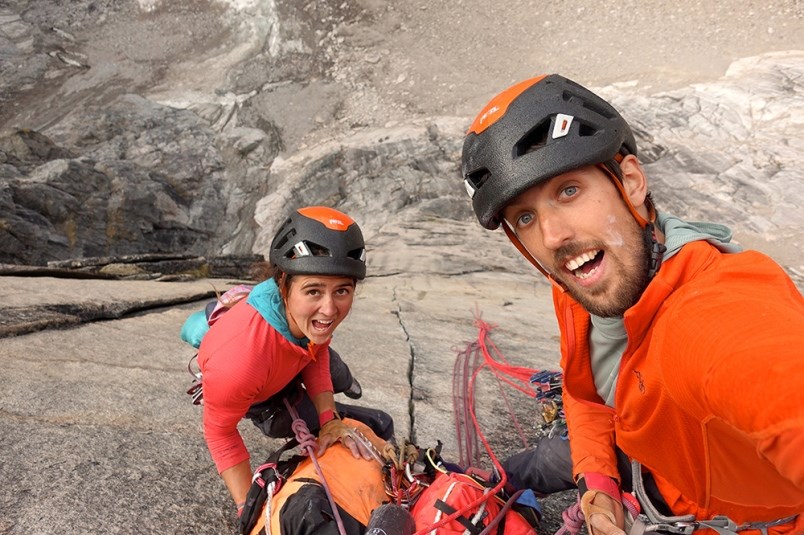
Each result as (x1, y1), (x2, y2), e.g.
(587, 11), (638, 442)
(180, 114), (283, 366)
(619, 154), (649, 209)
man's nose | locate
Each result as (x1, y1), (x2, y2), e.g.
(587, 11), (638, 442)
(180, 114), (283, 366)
(539, 211), (573, 251)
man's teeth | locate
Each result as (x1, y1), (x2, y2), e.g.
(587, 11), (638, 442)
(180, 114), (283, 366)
(575, 267), (598, 280)
(565, 250), (599, 272)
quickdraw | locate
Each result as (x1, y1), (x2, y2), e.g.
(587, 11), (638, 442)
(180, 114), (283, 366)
(185, 353), (203, 405)
(381, 444), (441, 508)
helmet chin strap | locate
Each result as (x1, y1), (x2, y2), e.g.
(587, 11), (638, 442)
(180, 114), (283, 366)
(598, 161), (666, 279)
(501, 221), (568, 292)
(278, 272), (304, 340)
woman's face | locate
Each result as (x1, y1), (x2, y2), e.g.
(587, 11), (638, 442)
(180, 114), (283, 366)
(284, 275), (356, 344)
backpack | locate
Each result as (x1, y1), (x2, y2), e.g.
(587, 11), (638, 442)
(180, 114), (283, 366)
(180, 284), (254, 404)
(238, 438), (303, 535)
(241, 419), (390, 535)
(410, 471), (540, 535)
(180, 283), (254, 349)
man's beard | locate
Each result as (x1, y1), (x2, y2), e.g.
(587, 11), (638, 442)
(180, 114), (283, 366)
(558, 223), (653, 318)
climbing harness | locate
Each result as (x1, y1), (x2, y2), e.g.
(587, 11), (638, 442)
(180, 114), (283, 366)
(628, 460), (798, 535)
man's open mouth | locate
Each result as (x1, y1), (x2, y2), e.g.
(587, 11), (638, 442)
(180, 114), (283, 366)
(565, 249), (603, 280)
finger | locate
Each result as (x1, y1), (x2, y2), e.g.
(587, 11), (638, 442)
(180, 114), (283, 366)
(355, 440), (374, 461)
(344, 436), (362, 459)
(317, 435), (334, 456)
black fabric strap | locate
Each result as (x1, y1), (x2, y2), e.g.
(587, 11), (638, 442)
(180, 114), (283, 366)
(433, 500), (484, 535)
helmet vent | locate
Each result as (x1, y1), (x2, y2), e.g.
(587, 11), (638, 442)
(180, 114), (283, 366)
(515, 119), (551, 157)
(578, 122), (599, 137)
(272, 226), (295, 254)
(561, 89), (615, 119)
(293, 241), (332, 256)
(348, 248), (366, 262)
(466, 169), (491, 191)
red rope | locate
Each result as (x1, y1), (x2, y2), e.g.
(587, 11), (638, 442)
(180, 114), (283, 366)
(414, 318), (531, 534)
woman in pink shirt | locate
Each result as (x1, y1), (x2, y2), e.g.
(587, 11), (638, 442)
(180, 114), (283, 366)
(196, 206), (394, 517)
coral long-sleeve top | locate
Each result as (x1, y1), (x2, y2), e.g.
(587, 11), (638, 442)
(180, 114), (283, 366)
(198, 279), (332, 473)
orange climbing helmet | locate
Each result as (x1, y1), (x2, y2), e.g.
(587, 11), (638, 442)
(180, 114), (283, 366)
(461, 74), (637, 230)
(269, 206), (367, 280)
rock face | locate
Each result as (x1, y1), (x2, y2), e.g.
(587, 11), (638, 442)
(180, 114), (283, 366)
(0, 95), (277, 264)
(4, 54), (804, 282)
(1, 1), (803, 533)
(1, 1), (802, 284)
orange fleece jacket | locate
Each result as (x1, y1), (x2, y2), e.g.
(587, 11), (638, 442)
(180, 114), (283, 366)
(554, 241), (804, 531)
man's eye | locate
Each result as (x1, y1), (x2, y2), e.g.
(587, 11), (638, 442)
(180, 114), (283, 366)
(517, 213), (533, 226)
(562, 186), (578, 197)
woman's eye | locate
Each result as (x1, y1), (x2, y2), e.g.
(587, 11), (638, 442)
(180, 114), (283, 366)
(561, 185), (579, 198)
(517, 213), (533, 227)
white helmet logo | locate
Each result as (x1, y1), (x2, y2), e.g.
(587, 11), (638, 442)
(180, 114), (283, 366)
(293, 241), (312, 258)
(477, 105), (500, 127)
(552, 114), (574, 139)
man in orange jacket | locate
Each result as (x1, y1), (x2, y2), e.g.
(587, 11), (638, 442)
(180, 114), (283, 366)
(461, 74), (803, 534)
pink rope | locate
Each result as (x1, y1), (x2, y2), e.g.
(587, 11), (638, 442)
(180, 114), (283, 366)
(555, 493), (640, 535)
(554, 499), (585, 535)
(283, 399), (348, 535)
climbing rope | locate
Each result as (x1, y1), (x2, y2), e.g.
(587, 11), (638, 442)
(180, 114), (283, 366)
(554, 499), (585, 535)
(411, 316), (536, 535)
(283, 398), (348, 535)
(454, 315), (541, 471)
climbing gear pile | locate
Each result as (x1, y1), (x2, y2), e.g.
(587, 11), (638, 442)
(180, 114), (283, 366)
(530, 370), (566, 440)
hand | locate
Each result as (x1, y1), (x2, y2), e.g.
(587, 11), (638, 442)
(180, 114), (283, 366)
(581, 490), (626, 535)
(317, 418), (375, 461)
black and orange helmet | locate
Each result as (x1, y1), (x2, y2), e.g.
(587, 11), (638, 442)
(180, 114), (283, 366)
(269, 206), (366, 280)
(461, 74), (637, 230)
